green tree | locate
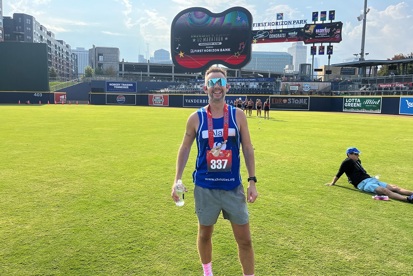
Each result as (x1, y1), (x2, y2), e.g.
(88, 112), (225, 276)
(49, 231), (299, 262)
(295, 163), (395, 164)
(377, 53), (413, 76)
(84, 66), (94, 77)
(95, 67), (104, 75)
(104, 66), (117, 77)
(49, 67), (57, 79)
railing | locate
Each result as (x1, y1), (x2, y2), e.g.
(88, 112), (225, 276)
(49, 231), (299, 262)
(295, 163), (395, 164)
(331, 90), (413, 96)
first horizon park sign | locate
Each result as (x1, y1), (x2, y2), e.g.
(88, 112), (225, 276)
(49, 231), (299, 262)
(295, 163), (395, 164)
(253, 19), (308, 28)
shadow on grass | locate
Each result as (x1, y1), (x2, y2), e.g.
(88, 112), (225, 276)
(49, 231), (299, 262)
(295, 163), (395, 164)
(247, 116), (287, 123)
(331, 184), (373, 196)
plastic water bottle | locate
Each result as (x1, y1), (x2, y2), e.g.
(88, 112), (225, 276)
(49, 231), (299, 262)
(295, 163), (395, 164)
(175, 179), (185, 207)
(372, 195), (389, 201)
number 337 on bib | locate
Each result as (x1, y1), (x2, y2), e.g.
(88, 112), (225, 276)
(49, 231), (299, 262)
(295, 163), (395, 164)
(207, 150), (232, 172)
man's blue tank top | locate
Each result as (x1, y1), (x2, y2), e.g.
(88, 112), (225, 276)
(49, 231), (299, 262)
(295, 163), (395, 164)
(192, 105), (241, 190)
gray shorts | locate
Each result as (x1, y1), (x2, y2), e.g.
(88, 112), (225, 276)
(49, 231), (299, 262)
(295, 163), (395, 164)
(194, 184), (249, 226)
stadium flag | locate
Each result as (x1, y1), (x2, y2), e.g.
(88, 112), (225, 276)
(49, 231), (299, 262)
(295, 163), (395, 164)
(329, 10), (336, 21)
(320, 11), (327, 21)
(276, 13), (283, 20)
(310, 46), (317, 55)
(327, 45), (333, 55)
(319, 45), (325, 55)
(312, 12), (318, 22)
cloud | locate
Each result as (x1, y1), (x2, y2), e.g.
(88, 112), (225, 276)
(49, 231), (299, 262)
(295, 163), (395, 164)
(37, 18), (95, 34)
(118, 0), (140, 28)
(101, 31), (127, 36)
(263, 4), (303, 21)
(8, 0), (47, 18)
(50, 18), (90, 27)
(171, 0), (201, 7)
(365, 2), (412, 57)
(337, 2), (413, 61)
(138, 9), (170, 48)
(6, 0), (95, 34)
(171, 0), (255, 14)
(33, 0), (51, 4)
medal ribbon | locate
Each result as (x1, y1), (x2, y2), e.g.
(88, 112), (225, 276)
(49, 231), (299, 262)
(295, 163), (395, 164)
(207, 104), (229, 150)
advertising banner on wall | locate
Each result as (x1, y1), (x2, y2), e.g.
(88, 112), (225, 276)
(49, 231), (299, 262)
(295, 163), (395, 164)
(343, 97), (382, 113)
(106, 82), (137, 93)
(149, 95), (169, 106)
(302, 22), (342, 44)
(252, 22), (342, 45)
(269, 96), (310, 110)
(227, 77), (275, 83)
(106, 94), (136, 105)
(399, 97), (413, 115)
(54, 92), (66, 104)
(183, 95), (244, 107)
(280, 82), (329, 93)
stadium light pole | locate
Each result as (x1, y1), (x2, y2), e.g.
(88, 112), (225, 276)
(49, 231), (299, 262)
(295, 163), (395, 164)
(357, 0), (369, 76)
(359, 0), (369, 62)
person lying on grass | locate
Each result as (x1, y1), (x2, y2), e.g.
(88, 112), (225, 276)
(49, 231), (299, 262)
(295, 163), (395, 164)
(327, 147), (413, 203)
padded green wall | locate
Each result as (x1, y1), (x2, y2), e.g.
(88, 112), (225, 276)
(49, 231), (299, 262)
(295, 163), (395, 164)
(0, 42), (49, 91)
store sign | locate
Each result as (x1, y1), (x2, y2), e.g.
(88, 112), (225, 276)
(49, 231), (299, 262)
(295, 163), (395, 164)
(270, 96), (310, 110)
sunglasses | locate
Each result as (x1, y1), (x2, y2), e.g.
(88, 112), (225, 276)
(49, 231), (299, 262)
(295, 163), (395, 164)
(352, 153), (359, 156)
(207, 78), (227, 88)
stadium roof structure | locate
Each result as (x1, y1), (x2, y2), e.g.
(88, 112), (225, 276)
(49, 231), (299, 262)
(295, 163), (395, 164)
(331, 57), (413, 76)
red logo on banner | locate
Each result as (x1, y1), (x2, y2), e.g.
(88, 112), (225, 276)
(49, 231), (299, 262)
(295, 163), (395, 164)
(149, 95), (169, 106)
(54, 92), (66, 104)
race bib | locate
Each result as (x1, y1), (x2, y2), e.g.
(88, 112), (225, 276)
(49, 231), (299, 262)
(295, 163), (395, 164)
(206, 149), (232, 172)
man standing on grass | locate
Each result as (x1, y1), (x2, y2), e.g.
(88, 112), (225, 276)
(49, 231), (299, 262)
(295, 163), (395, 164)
(327, 147), (413, 203)
(172, 65), (258, 276)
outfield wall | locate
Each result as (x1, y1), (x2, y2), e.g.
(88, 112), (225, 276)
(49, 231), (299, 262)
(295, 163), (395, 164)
(1, 90), (411, 116)
(0, 91), (54, 104)
(88, 93), (413, 116)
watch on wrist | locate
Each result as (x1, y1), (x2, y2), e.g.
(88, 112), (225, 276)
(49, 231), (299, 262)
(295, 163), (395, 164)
(247, 176), (257, 183)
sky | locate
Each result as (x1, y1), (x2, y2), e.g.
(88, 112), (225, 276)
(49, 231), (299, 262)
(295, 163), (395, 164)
(3, 0), (413, 66)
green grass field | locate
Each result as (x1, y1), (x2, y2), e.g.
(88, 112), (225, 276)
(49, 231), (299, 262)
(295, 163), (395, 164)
(1, 105), (412, 275)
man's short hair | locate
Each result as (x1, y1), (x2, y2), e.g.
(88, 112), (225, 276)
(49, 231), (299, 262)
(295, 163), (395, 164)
(205, 66), (227, 78)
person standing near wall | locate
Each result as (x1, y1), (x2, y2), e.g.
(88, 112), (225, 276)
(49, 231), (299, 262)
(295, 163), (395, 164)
(263, 98), (270, 119)
(256, 99), (262, 117)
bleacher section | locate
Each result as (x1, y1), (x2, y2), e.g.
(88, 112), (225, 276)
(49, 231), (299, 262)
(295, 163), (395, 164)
(85, 74), (413, 101)
(331, 75), (413, 95)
